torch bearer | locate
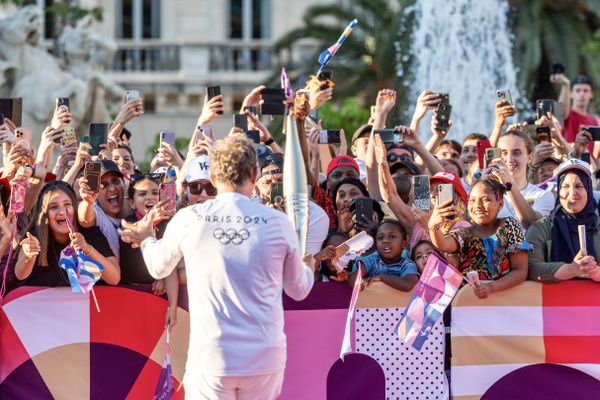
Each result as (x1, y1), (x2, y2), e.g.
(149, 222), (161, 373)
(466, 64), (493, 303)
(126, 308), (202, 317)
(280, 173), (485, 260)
(283, 112), (309, 255)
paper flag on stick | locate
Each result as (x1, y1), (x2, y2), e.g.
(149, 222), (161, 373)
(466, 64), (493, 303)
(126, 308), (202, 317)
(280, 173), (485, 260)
(340, 262), (363, 361)
(334, 231), (373, 272)
(281, 66), (293, 98)
(317, 18), (358, 74)
(154, 326), (175, 400)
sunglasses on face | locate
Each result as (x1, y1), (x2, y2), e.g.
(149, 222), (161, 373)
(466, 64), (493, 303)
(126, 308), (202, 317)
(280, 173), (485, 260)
(130, 172), (164, 183)
(188, 181), (217, 196)
(387, 153), (413, 163)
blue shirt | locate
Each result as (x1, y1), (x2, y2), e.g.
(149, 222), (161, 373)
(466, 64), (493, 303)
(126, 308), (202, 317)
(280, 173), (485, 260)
(356, 252), (419, 279)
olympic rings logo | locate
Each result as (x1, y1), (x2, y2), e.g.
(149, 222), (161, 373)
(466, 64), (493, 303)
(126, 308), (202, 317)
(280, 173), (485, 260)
(213, 228), (250, 245)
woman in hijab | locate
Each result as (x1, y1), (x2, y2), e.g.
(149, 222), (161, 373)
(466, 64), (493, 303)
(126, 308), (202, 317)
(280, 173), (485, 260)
(526, 159), (600, 282)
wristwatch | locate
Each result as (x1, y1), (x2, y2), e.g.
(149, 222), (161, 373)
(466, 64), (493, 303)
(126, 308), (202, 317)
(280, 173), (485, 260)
(264, 137), (275, 146)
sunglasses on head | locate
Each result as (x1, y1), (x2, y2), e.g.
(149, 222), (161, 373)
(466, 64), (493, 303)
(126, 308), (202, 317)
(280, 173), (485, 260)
(187, 181), (217, 196)
(130, 172), (164, 183)
(387, 153), (413, 163)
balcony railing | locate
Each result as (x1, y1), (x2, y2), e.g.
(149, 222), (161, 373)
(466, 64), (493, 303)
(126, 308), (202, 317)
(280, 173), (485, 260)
(107, 39), (291, 73)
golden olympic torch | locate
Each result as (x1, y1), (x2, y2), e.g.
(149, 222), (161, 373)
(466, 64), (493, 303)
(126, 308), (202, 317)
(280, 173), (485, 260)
(283, 113), (309, 255)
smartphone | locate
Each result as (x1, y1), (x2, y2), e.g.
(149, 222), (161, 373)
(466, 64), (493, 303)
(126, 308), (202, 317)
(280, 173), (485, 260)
(233, 114), (248, 131)
(84, 161), (101, 192)
(318, 129), (341, 144)
(536, 99), (555, 119)
(126, 90), (140, 103)
(62, 126), (77, 145)
(79, 135), (90, 144)
(413, 175), (430, 212)
(196, 125), (213, 140)
(476, 139), (492, 169)
(485, 147), (501, 167)
(260, 88), (286, 115)
(578, 225), (587, 255)
(89, 123), (108, 156)
(374, 129), (403, 143)
(269, 182), (284, 205)
(56, 97), (69, 109)
(439, 93), (450, 105)
(551, 63), (565, 75)
(354, 198), (373, 223)
(206, 86), (223, 115)
(580, 153), (591, 164)
(246, 130), (260, 144)
(317, 70), (331, 90)
(496, 89), (513, 105)
(160, 131), (176, 147)
(437, 183), (454, 220)
(14, 128), (32, 149)
(9, 181), (26, 214)
(0, 98), (22, 127)
(584, 126), (600, 141)
(243, 105), (257, 115)
(159, 182), (176, 209)
(536, 126), (551, 143)
(437, 103), (452, 130)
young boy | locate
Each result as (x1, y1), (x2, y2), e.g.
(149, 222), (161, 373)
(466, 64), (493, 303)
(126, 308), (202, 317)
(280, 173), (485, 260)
(349, 220), (419, 292)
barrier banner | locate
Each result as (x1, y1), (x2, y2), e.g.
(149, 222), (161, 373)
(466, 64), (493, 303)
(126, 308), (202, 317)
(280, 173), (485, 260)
(451, 281), (600, 400)
(1, 283), (447, 400)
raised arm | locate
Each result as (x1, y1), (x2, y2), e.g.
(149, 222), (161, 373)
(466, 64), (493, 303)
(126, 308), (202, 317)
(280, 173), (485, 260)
(490, 100), (516, 147)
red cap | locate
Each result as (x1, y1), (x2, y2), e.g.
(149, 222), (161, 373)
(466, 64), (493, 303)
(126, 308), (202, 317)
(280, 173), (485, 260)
(430, 171), (468, 204)
(326, 155), (360, 177)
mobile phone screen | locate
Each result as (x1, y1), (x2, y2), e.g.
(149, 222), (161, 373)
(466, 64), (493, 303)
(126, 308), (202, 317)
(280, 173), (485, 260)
(89, 123), (108, 156)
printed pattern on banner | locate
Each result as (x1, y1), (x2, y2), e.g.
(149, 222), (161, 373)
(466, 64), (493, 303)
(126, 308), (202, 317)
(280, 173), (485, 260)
(451, 281), (600, 400)
(356, 307), (448, 400)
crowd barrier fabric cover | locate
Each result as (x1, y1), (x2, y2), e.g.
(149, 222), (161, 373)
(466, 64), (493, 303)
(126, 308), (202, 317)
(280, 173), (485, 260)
(0, 283), (447, 400)
(451, 281), (600, 400)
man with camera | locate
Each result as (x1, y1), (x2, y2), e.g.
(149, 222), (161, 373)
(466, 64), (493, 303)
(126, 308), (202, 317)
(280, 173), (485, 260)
(120, 135), (316, 399)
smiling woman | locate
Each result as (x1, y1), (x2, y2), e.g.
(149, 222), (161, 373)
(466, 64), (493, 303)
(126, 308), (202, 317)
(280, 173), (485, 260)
(527, 159), (600, 283)
(13, 182), (120, 287)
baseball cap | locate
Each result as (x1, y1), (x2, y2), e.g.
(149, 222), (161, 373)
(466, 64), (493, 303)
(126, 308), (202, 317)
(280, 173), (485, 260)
(389, 160), (421, 176)
(554, 158), (592, 178)
(185, 155), (211, 182)
(430, 171), (468, 204)
(351, 124), (372, 144)
(259, 153), (284, 177)
(100, 160), (123, 178)
(326, 155), (360, 177)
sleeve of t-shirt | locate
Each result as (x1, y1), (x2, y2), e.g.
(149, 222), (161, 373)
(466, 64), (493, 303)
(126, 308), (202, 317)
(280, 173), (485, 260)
(531, 189), (555, 216)
(356, 255), (377, 278)
(82, 226), (114, 258)
(141, 209), (188, 280)
(306, 202), (329, 256)
(280, 214), (314, 301)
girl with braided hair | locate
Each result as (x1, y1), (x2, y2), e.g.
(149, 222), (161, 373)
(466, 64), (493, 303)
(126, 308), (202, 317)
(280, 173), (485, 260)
(428, 177), (530, 299)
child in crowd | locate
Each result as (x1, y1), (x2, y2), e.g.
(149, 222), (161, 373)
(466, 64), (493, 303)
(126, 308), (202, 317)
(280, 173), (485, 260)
(119, 174), (179, 326)
(349, 220), (419, 292)
(411, 240), (434, 274)
(429, 177), (529, 299)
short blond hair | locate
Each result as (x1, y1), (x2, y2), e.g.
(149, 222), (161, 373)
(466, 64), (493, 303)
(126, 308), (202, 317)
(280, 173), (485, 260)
(210, 135), (257, 187)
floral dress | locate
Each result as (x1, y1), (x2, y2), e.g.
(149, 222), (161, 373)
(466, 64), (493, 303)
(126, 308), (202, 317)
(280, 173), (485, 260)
(447, 217), (531, 281)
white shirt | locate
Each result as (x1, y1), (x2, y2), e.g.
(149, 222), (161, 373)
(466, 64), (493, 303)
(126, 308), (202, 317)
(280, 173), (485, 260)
(497, 183), (555, 231)
(93, 203), (121, 262)
(306, 201), (329, 256)
(141, 192), (314, 376)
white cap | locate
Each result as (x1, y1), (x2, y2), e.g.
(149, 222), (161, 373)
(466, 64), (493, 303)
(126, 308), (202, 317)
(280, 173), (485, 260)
(185, 155), (210, 182)
(554, 158), (592, 178)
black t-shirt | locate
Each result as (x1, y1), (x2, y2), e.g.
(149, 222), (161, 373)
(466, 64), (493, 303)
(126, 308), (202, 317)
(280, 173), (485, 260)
(23, 226), (114, 287)
(119, 214), (167, 284)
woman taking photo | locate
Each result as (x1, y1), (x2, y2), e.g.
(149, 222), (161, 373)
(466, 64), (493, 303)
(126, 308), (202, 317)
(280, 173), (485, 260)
(527, 159), (600, 282)
(14, 181), (120, 286)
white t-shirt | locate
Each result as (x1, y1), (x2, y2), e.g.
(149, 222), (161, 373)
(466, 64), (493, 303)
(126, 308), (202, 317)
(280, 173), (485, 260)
(306, 201), (329, 256)
(141, 192), (314, 377)
(497, 183), (555, 231)
(93, 203), (121, 262)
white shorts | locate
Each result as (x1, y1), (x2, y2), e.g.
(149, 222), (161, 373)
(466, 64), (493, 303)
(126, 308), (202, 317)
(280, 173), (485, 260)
(184, 371), (284, 400)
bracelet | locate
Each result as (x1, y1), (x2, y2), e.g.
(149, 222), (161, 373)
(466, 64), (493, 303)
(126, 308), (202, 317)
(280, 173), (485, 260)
(84, 245), (93, 256)
(264, 137), (275, 146)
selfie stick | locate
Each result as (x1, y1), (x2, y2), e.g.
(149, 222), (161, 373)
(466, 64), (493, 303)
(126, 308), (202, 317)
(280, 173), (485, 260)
(283, 113), (309, 255)
(578, 225), (587, 256)
(316, 18), (358, 75)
